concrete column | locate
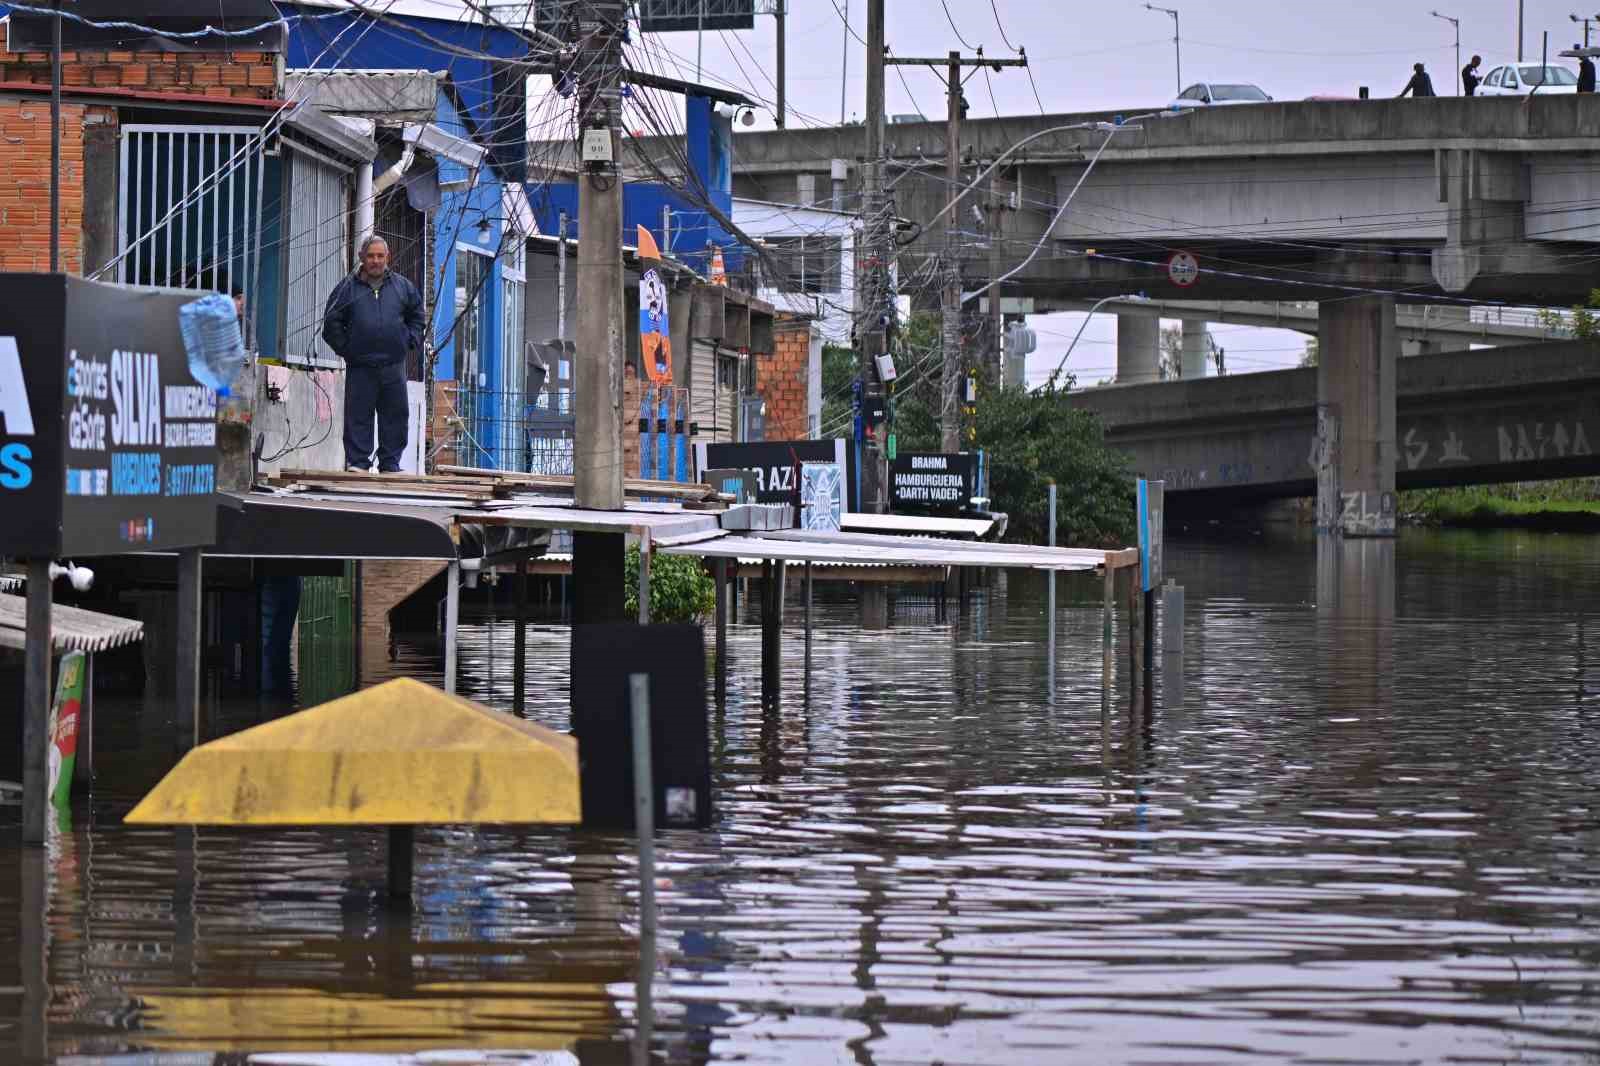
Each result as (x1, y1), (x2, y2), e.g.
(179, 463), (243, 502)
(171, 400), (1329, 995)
(1116, 314), (1160, 385)
(1316, 295), (1397, 536)
(1180, 320), (1209, 379)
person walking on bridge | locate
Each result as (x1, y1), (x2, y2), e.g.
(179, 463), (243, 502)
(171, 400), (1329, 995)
(322, 235), (424, 473)
(1462, 55), (1482, 96)
(1579, 53), (1596, 93)
(1398, 62), (1436, 98)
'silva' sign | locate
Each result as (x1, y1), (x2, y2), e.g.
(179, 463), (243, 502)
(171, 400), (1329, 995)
(0, 273), (220, 558)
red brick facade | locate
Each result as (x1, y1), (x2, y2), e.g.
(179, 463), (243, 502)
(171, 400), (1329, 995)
(756, 315), (814, 440)
(0, 100), (95, 273)
(0, 49), (280, 100)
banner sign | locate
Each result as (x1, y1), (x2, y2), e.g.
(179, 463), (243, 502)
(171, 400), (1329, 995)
(1137, 478), (1165, 592)
(889, 452), (974, 514)
(695, 438), (857, 513)
(0, 274), (219, 557)
(636, 227), (673, 385)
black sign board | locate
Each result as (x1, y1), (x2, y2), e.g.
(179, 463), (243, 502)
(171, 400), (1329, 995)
(572, 623), (711, 830)
(695, 438), (857, 513)
(0, 274), (219, 558)
(8, 1), (286, 52)
(890, 452), (974, 514)
(637, 0), (756, 32)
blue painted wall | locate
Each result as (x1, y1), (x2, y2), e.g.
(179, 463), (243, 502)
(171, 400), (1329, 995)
(527, 94), (745, 277)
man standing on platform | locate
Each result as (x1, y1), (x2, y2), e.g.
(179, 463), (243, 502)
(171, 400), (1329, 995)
(322, 235), (424, 473)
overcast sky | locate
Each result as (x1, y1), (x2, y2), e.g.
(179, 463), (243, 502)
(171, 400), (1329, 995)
(413, 0), (1578, 381)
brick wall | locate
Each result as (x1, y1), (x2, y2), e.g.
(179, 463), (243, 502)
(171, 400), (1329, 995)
(0, 100), (93, 272)
(756, 316), (814, 440)
(0, 49), (280, 100)
(359, 560), (446, 682)
(623, 364), (641, 478)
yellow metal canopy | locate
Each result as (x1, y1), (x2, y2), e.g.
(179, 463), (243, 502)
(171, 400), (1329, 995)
(126, 677), (580, 826)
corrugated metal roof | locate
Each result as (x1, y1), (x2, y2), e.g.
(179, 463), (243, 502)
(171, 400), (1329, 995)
(661, 530), (1132, 574)
(0, 594), (145, 653)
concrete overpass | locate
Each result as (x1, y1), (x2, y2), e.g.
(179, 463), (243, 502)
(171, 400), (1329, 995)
(723, 97), (1600, 534)
(731, 96), (1600, 306)
(1036, 298), (1562, 348)
(1066, 340), (1600, 531)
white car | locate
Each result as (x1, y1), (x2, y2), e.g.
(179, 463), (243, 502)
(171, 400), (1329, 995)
(1169, 82), (1272, 109)
(1477, 63), (1580, 95)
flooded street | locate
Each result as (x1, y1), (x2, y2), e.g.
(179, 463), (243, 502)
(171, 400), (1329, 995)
(4, 529), (1600, 1064)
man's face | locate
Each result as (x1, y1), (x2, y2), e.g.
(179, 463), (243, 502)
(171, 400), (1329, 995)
(362, 241), (389, 280)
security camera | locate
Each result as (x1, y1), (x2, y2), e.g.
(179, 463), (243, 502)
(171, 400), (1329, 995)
(49, 561), (94, 592)
(714, 102), (758, 127)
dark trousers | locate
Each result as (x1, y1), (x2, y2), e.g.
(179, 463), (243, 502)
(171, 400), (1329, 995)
(344, 360), (409, 471)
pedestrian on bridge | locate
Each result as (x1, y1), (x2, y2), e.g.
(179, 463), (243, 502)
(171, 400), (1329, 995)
(1579, 53), (1596, 93)
(1398, 62), (1436, 98)
(1462, 55), (1482, 96)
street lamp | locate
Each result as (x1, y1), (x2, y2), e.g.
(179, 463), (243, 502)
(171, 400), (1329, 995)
(1571, 13), (1595, 48)
(1432, 11), (1461, 94)
(1144, 4), (1181, 96)
(1048, 294), (1136, 387)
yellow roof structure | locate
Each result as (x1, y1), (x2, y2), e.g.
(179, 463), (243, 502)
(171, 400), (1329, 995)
(126, 678), (580, 826)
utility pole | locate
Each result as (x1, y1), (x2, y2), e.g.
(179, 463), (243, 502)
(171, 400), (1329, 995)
(859, 0), (887, 516)
(1518, 0), (1525, 61)
(886, 49), (1026, 451)
(986, 169), (1004, 389)
(572, 0), (627, 619)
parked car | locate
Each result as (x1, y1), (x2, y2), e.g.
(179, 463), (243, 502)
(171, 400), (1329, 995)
(1477, 63), (1579, 95)
(1169, 82), (1272, 108)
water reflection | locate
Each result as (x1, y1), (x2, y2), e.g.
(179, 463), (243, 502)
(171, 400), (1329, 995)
(5, 530), (1600, 1063)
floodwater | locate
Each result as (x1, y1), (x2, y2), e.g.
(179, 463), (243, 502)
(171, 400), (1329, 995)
(4, 529), (1600, 1064)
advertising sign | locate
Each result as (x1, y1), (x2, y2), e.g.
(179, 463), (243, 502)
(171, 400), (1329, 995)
(1138, 478), (1165, 592)
(46, 651), (86, 814)
(695, 438), (856, 513)
(800, 462), (844, 532)
(0, 274), (220, 557)
(638, 0), (756, 32)
(889, 452), (974, 514)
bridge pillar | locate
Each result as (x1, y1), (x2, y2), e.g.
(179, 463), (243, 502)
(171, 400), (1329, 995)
(1180, 320), (1209, 378)
(1117, 314), (1160, 384)
(1317, 295), (1397, 536)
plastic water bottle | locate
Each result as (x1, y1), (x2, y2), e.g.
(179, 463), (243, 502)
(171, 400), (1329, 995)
(178, 293), (247, 397)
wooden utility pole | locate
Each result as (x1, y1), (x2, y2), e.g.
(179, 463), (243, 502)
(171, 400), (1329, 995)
(572, 0), (628, 622)
(887, 50), (1026, 451)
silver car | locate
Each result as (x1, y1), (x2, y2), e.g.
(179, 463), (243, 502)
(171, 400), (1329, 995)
(1169, 82), (1272, 108)
(1477, 63), (1579, 95)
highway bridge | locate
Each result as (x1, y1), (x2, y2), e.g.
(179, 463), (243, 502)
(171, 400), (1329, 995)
(723, 96), (1600, 534)
(1066, 340), (1600, 532)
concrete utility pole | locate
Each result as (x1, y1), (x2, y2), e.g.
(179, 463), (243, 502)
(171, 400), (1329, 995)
(885, 49), (1026, 451)
(986, 169), (1005, 390)
(574, 0), (625, 512)
(859, 0), (887, 515)
(572, 0), (628, 622)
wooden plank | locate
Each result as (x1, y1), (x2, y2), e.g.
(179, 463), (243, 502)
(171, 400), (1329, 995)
(436, 464), (717, 502)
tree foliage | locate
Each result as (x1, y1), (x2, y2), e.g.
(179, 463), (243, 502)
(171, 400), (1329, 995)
(625, 546), (716, 624)
(1536, 288), (1600, 341)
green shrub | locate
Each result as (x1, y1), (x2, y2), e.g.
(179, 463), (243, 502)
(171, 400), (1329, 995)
(624, 545), (717, 623)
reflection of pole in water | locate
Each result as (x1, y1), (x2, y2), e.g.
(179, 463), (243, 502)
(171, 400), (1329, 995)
(20, 847), (48, 1062)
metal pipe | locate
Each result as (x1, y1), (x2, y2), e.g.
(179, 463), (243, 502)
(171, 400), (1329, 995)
(629, 673), (657, 935)
(354, 159), (375, 265)
(387, 825), (413, 899)
(22, 559), (51, 846)
(514, 557), (527, 715)
(49, 0), (60, 271)
(444, 560), (460, 694)
(638, 528), (652, 625)
(176, 548), (203, 751)
(557, 211), (568, 340)
(714, 556), (728, 704)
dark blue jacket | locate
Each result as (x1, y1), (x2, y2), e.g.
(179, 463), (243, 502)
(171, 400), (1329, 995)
(321, 270), (425, 367)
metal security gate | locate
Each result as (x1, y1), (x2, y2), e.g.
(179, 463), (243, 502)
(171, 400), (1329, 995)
(282, 146), (352, 365)
(118, 125), (265, 295)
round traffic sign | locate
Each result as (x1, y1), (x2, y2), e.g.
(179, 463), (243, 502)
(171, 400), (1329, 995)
(1167, 250), (1200, 288)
